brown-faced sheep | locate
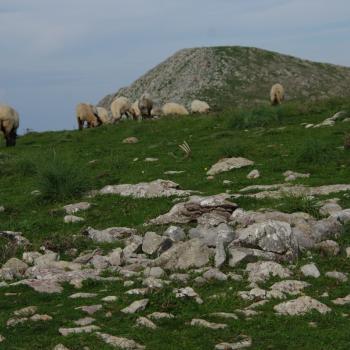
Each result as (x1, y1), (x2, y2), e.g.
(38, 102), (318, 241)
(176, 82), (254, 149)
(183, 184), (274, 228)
(0, 105), (19, 147)
(129, 100), (141, 120)
(110, 97), (131, 123)
(162, 102), (189, 116)
(138, 93), (153, 119)
(270, 83), (285, 105)
(76, 103), (101, 130)
(95, 106), (110, 124)
(190, 100), (210, 113)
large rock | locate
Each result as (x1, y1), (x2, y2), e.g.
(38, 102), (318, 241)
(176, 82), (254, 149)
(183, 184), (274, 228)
(233, 220), (298, 261)
(1, 258), (28, 280)
(207, 157), (254, 176)
(99, 179), (192, 198)
(228, 247), (278, 267)
(148, 194), (237, 225)
(142, 232), (163, 255)
(153, 239), (212, 270)
(274, 296), (331, 315)
(245, 261), (292, 283)
(189, 223), (234, 247)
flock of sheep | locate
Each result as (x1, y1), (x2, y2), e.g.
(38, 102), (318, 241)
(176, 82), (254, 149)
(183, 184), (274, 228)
(76, 93), (211, 129)
(0, 83), (284, 147)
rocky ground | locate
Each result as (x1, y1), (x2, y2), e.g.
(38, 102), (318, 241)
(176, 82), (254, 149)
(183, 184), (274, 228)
(1, 99), (350, 348)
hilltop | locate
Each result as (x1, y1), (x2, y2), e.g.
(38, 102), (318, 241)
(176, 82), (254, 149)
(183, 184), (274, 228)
(98, 46), (350, 109)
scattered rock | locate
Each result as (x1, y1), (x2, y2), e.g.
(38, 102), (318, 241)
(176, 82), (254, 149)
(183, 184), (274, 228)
(247, 169), (260, 179)
(153, 238), (212, 270)
(210, 312), (238, 319)
(315, 240), (340, 256)
(64, 215), (84, 223)
(14, 306), (37, 317)
(215, 336), (252, 350)
(246, 261), (292, 283)
(301, 263), (321, 278)
(144, 157), (158, 162)
(203, 268), (228, 281)
(283, 170), (310, 182)
(1, 258), (28, 280)
(74, 317), (95, 326)
(207, 157), (254, 176)
(174, 287), (203, 304)
(121, 299), (149, 314)
(100, 179), (192, 198)
(136, 316), (157, 329)
(270, 280), (310, 295)
(274, 296), (331, 315)
(123, 137), (139, 144)
(164, 170), (185, 175)
(190, 318), (227, 329)
(84, 226), (136, 243)
(346, 247), (350, 258)
(228, 247), (278, 267)
(142, 232), (163, 255)
(59, 325), (100, 336)
(325, 271), (348, 282)
(164, 226), (186, 241)
(0, 335), (5, 343)
(76, 305), (102, 315)
(102, 296), (118, 302)
(0, 230), (30, 246)
(96, 332), (145, 350)
(148, 312), (174, 320)
(63, 202), (90, 214)
(332, 295), (350, 305)
(53, 345), (70, 350)
(69, 293), (97, 299)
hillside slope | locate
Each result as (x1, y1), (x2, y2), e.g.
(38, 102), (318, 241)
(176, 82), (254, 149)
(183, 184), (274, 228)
(98, 46), (350, 109)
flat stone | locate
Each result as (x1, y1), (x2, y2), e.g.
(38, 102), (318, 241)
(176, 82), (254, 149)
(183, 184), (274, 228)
(69, 293), (97, 299)
(76, 305), (102, 315)
(142, 232), (163, 255)
(144, 157), (158, 162)
(148, 312), (174, 320)
(190, 318), (227, 329)
(203, 268), (228, 281)
(270, 280), (310, 295)
(64, 215), (84, 223)
(59, 325), (100, 336)
(7, 317), (28, 327)
(207, 157), (254, 176)
(14, 306), (37, 317)
(74, 317), (95, 326)
(100, 179), (192, 198)
(136, 316), (157, 329)
(30, 314), (52, 322)
(210, 312), (238, 319)
(215, 337), (252, 350)
(121, 299), (149, 314)
(174, 287), (203, 304)
(274, 296), (331, 315)
(247, 169), (260, 179)
(246, 261), (292, 283)
(228, 247), (278, 267)
(332, 295), (350, 305)
(301, 263), (321, 278)
(125, 288), (148, 296)
(63, 202), (90, 214)
(123, 137), (139, 144)
(85, 226), (136, 243)
(102, 295), (118, 302)
(325, 271), (348, 282)
(96, 332), (145, 349)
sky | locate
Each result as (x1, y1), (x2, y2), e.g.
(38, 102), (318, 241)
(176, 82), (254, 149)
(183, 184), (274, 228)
(0, 0), (350, 133)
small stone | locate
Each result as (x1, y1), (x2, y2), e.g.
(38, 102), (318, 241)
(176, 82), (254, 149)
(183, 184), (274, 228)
(174, 287), (203, 304)
(315, 240), (340, 256)
(169, 273), (189, 283)
(148, 312), (174, 320)
(121, 299), (149, 314)
(247, 169), (260, 179)
(215, 336), (252, 350)
(74, 317), (95, 326)
(123, 137), (139, 144)
(30, 314), (52, 322)
(7, 317), (28, 327)
(59, 325), (100, 336)
(14, 306), (37, 317)
(144, 267), (165, 279)
(301, 263), (320, 278)
(210, 312), (238, 319)
(144, 157), (158, 162)
(75, 305), (102, 315)
(274, 296), (331, 315)
(69, 293), (97, 299)
(142, 277), (167, 289)
(124, 281), (134, 287)
(0, 335), (5, 343)
(136, 316), (157, 329)
(64, 215), (84, 223)
(95, 332), (145, 350)
(164, 226), (186, 242)
(63, 202), (90, 214)
(203, 268), (228, 281)
(125, 288), (148, 296)
(325, 271), (348, 282)
(102, 296), (118, 302)
(270, 280), (310, 295)
(190, 318), (227, 329)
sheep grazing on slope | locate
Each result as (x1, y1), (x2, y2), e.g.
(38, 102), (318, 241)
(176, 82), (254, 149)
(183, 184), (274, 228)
(190, 100), (210, 113)
(110, 97), (131, 123)
(138, 93), (153, 119)
(162, 102), (189, 116)
(0, 104), (19, 147)
(129, 100), (141, 120)
(76, 103), (101, 130)
(151, 106), (163, 117)
(270, 83), (285, 105)
(95, 106), (110, 124)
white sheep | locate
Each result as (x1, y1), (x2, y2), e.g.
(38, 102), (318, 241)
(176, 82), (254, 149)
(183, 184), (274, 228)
(129, 100), (141, 120)
(270, 83), (285, 105)
(110, 97), (131, 123)
(162, 102), (189, 116)
(138, 93), (153, 119)
(95, 106), (110, 124)
(190, 100), (210, 113)
(0, 104), (20, 146)
(76, 103), (101, 130)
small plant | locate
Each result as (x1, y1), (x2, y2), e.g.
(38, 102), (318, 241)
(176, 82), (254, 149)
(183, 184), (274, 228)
(279, 194), (321, 219)
(37, 156), (90, 202)
(296, 139), (337, 165)
(178, 141), (191, 158)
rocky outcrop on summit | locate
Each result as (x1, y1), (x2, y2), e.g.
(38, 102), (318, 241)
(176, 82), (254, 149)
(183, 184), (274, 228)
(98, 46), (350, 109)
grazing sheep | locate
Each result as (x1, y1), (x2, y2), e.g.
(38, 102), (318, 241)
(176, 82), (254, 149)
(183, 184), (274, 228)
(190, 100), (210, 113)
(95, 106), (110, 124)
(76, 103), (101, 130)
(151, 107), (163, 117)
(270, 83), (285, 105)
(129, 100), (141, 120)
(110, 97), (131, 123)
(0, 104), (19, 147)
(138, 93), (153, 118)
(162, 102), (189, 116)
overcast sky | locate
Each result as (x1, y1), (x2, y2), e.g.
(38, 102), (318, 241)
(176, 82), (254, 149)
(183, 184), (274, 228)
(0, 0), (350, 132)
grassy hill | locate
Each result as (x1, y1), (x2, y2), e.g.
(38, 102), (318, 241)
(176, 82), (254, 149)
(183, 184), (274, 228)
(99, 46), (350, 110)
(1, 98), (350, 349)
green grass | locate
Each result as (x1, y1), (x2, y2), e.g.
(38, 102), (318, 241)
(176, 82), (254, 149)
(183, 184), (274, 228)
(1, 98), (350, 349)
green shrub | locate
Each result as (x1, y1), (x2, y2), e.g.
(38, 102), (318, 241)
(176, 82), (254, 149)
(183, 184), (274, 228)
(37, 157), (90, 202)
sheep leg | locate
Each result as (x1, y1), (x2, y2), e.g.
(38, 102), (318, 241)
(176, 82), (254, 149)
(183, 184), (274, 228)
(77, 117), (84, 130)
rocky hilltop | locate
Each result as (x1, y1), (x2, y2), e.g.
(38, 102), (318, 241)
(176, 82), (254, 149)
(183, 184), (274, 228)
(98, 46), (350, 109)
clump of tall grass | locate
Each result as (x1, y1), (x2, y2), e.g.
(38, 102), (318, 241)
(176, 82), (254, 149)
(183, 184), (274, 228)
(279, 194), (321, 219)
(296, 139), (337, 165)
(37, 156), (90, 202)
